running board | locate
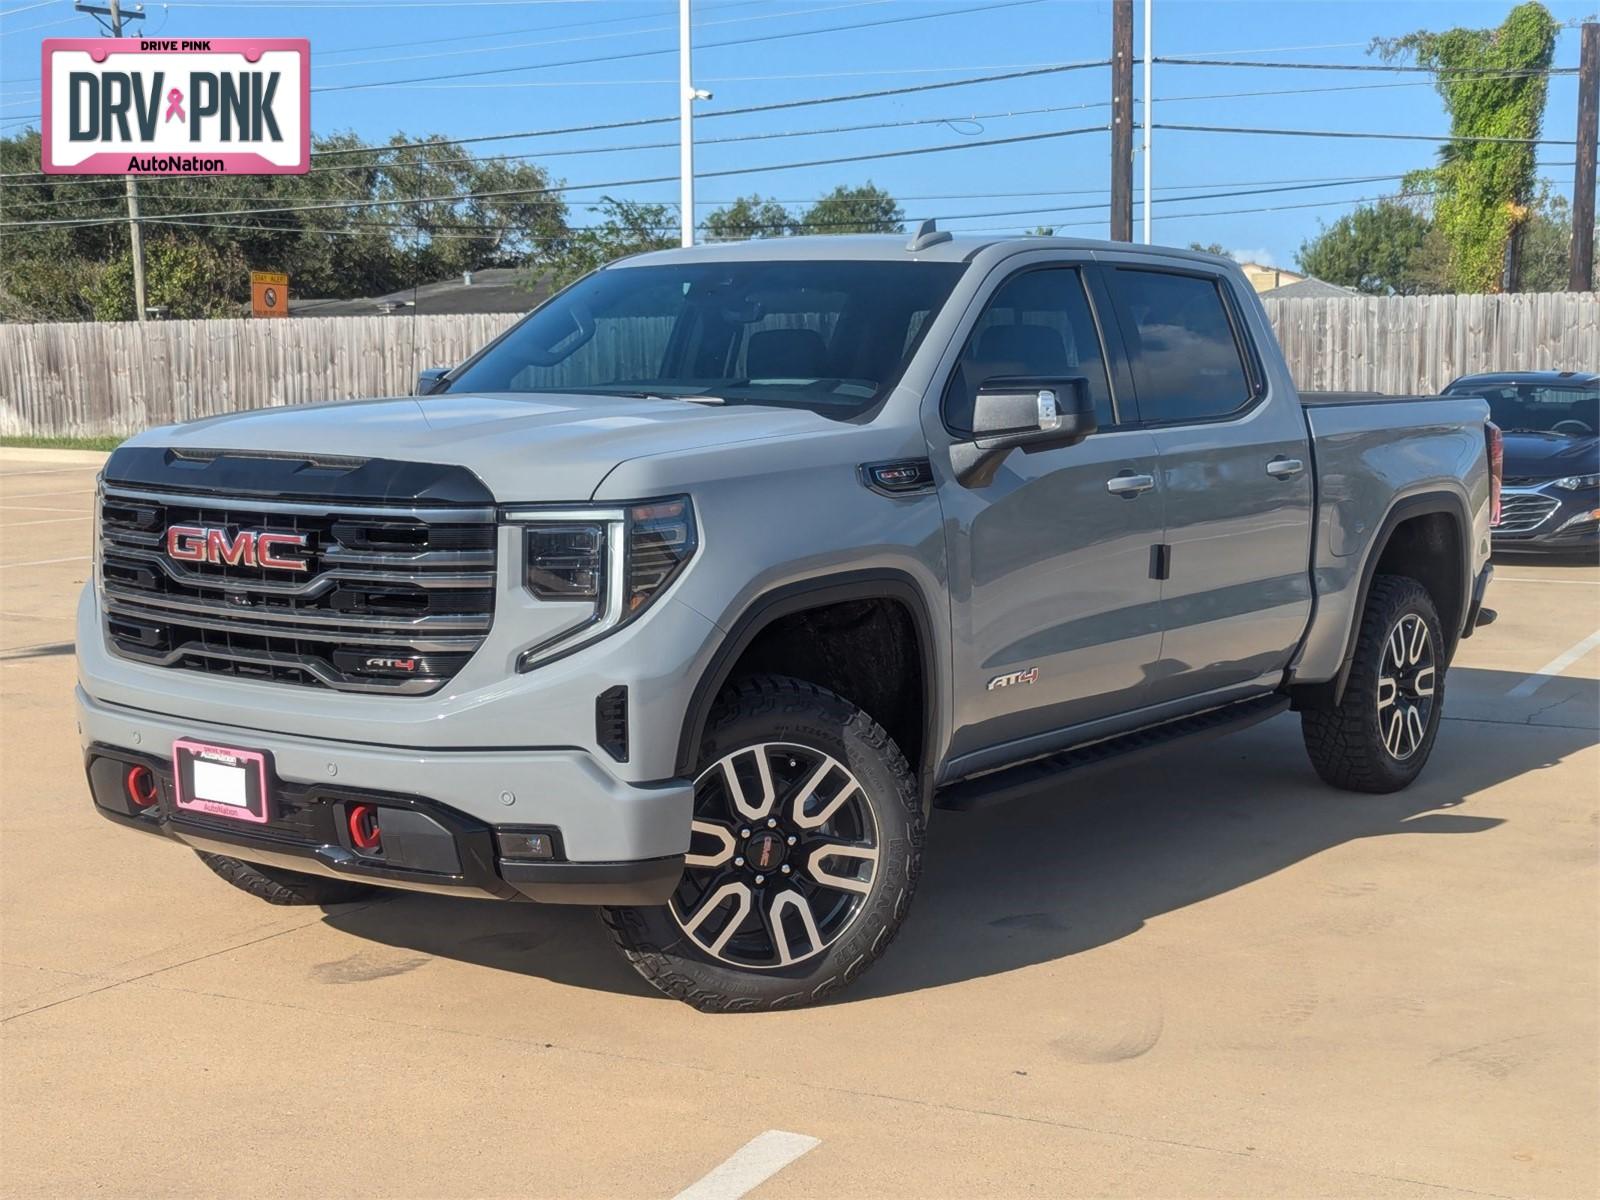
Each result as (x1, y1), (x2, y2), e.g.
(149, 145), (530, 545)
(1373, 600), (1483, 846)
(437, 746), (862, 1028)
(934, 694), (1291, 811)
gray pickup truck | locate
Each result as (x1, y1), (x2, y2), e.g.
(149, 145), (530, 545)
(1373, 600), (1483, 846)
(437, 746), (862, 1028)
(78, 231), (1498, 1011)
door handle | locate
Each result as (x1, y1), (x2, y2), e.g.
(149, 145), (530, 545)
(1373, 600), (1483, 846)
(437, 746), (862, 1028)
(1266, 457), (1305, 479)
(1106, 472), (1155, 497)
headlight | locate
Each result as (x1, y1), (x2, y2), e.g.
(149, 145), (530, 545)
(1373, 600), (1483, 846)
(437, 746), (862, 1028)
(1552, 473), (1600, 491)
(510, 496), (697, 670)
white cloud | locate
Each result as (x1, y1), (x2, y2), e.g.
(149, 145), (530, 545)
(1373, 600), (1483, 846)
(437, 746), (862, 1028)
(1228, 247), (1277, 267)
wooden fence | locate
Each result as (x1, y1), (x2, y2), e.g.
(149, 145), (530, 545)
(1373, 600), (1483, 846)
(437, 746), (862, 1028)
(2, 292), (1596, 439)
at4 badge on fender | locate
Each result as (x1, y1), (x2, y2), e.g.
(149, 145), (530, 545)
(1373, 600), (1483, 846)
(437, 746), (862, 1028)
(987, 667), (1040, 691)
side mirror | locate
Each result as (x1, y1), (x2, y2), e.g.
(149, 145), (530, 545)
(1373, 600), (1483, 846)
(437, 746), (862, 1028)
(415, 366), (451, 396)
(950, 376), (1098, 487)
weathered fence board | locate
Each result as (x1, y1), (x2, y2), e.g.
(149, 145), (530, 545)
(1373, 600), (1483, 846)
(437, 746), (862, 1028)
(1, 294), (1596, 439)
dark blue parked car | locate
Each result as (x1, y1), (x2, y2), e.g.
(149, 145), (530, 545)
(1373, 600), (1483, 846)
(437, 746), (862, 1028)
(1444, 371), (1599, 552)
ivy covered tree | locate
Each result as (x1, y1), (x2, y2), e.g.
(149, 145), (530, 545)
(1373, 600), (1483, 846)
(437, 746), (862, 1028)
(797, 183), (904, 234)
(532, 196), (676, 288)
(1373, 2), (1560, 292)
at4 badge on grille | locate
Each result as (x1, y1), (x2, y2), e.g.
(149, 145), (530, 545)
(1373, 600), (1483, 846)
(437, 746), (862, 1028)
(41, 38), (309, 175)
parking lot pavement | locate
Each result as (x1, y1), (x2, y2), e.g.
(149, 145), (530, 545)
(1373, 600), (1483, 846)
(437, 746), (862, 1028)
(2, 451), (1596, 1199)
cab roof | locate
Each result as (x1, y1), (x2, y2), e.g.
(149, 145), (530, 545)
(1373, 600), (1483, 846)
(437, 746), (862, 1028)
(612, 233), (1236, 269)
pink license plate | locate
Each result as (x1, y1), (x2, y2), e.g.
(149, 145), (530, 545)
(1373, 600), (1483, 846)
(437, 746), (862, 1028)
(172, 740), (270, 823)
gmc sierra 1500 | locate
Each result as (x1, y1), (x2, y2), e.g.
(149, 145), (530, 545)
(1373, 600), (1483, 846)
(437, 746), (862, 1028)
(78, 230), (1498, 1011)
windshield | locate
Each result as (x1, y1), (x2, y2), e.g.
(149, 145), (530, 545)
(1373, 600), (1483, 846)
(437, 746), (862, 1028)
(443, 259), (965, 416)
(1445, 382), (1600, 435)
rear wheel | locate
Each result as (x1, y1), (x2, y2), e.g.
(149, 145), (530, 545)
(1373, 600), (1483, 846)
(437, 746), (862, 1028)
(1302, 575), (1445, 793)
(195, 851), (379, 906)
(604, 675), (924, 1012)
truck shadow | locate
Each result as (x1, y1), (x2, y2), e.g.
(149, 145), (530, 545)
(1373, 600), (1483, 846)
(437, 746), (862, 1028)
(322, 665), (1596, 1003)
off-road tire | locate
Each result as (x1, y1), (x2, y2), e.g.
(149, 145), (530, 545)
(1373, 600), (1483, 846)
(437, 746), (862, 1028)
(195, 851), (380, 906)
(1302, 574), (1445, 793)
(603, 675), (925, 1012)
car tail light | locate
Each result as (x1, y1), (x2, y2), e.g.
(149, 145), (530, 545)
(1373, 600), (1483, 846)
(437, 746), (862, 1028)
(1486, 421), (1503, 527)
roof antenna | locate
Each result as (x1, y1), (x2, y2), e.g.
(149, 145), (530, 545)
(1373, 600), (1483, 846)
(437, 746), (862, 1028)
(905, 218), (953, 253)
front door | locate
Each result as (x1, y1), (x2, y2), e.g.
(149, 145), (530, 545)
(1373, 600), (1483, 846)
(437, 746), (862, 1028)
(931, 264), (1167, 770)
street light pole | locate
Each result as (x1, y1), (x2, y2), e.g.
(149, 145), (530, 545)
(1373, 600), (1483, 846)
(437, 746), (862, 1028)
(679, 0), (695, 247)
(1142, 0), (1153, 244)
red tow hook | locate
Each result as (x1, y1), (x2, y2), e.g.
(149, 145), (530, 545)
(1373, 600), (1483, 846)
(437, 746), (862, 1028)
(124, 764), (160, 809)
(347, 803), (382, 852)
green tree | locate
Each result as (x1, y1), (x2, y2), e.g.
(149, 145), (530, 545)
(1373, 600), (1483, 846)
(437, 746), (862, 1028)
(1297, 201), (1436, 294)
(1188, 241), (1228, 256)
(797, 183), (903, 234)
(704, 194), (795, 241)
(1374, 2), (1560, 292)
(532, 196), (676, 289)
(87, 235), (248, 320)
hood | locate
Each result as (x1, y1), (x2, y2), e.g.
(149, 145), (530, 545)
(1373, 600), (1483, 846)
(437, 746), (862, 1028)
(1500, 429), (1600, 483)
(124, 392), (836, 502)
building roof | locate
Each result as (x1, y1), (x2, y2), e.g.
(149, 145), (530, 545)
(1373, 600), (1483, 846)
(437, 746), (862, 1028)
(1259, 277), (1360, 299)
(287, 267), (549, 317)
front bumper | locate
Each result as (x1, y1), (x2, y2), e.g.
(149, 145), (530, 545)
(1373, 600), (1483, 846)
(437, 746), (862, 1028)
(1493, 486), (1600, 550)
(77, 688), (689, 905)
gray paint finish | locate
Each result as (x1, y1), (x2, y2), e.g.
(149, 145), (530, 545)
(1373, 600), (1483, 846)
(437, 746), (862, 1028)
(77, 236), (1492, 882)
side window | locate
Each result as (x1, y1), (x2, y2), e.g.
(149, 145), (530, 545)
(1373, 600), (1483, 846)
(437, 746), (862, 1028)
(1109, 268), (1254, 423)
(944, 267), (1116, 433)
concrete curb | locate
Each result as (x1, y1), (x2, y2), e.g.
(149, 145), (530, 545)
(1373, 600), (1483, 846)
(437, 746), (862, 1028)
(0, 447), (111, 468)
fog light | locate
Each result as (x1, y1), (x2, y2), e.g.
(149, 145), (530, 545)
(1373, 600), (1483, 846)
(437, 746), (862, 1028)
(347, 803), (382, 851)
(124, 764), (159, 809)
(496, 830), (555, 861)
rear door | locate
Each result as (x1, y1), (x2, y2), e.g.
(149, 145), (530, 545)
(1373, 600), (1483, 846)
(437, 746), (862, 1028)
(1100, 262), (1314, 704)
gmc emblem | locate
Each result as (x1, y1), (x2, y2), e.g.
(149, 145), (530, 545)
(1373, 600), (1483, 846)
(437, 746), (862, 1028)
(165, 525), (309, 572)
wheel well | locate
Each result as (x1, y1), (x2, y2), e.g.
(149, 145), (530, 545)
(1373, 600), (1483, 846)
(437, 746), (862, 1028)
(718, 597), (927, 776)
(1371, 511), (1466, 654)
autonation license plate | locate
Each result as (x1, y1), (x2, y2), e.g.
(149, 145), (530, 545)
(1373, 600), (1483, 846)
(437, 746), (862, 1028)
(172, 739), (270, 823)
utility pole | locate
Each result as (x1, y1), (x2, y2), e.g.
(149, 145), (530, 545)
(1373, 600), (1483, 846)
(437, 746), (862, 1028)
(1570, 22), (1598, 292)
(77, 0), (147, 319)
(1110, 0), (1133, 242)
(1141, 0), (1152, 243)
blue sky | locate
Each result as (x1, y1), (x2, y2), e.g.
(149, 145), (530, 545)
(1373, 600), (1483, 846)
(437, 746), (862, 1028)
(1, 0), (1592, 267)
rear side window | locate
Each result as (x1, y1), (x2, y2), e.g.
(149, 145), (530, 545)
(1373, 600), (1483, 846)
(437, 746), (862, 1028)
(1110, 268), (1254, 423)
(944, 267), (1115, 432)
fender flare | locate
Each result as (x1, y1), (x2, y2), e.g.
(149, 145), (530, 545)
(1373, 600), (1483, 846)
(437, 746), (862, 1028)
(673, 569), (942, 798)
(1295, 489), (1472, 710)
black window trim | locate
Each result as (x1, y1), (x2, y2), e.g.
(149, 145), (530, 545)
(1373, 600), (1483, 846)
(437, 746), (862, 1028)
(1104, 261), (1270, 431)
(937, 260), (1126, 439)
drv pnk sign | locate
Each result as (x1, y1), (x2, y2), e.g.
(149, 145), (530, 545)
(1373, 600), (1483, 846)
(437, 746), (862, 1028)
(41, 38), (309, 175)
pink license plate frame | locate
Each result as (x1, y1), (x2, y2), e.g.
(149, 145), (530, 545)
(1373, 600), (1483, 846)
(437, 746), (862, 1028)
(171, 739), (271, 824)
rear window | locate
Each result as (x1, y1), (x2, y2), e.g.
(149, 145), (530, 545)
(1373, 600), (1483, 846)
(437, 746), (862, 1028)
(1109, 268), (1254, 423)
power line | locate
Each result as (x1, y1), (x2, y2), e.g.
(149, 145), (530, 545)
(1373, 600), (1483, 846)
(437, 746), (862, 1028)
(1156, 121), (1575, 147)
(1, 59), (1109, 182)
(0, 124), (1110, 229)
(1153, 56), (1579, 77)
(314, 0), (1052, 93)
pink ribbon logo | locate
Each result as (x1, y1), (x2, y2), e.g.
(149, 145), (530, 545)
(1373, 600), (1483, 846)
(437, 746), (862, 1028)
(164, 88), (185, 123)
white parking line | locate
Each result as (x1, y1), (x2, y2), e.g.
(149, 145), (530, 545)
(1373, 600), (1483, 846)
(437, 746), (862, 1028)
(0, 504), (91, 514)
(0, 467), (103, 477)
(2, 516), (92, 527)
(0, 555), (89, 570)
(1495, 576), (1600, 586)
(672, 1131), (821, 1200)
(0, 489), (95, 499)
(1507, 629), (1600, 699)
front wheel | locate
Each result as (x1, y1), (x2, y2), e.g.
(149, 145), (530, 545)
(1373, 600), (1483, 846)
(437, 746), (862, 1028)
(1301, 574), (1445, 793)
(604, 675), (925, 1012)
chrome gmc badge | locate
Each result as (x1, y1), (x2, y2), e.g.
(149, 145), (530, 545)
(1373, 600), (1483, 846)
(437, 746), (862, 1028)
(165, 525), (310, 572)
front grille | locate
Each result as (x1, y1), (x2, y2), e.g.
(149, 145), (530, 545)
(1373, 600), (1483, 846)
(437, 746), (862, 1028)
(1496, 491), (1561, 535)
(99, 485), (497, 694)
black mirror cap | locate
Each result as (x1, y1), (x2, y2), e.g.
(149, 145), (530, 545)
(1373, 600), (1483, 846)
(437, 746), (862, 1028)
(415, 366), (451, 395)
(951, 376), (1098, 487)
